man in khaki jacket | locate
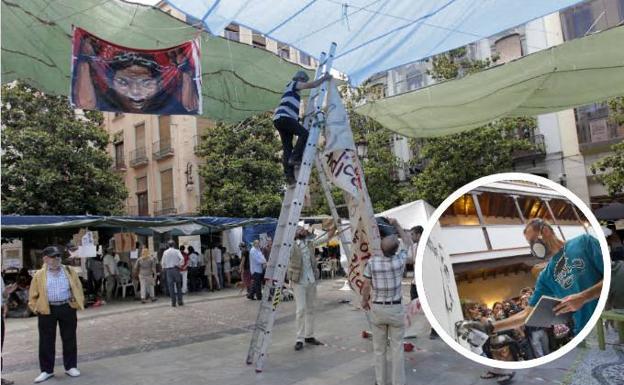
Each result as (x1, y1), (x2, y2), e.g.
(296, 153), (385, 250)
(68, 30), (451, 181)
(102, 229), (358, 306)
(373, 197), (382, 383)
(288, 226), (333, 351)
(28, 246), (84, 383)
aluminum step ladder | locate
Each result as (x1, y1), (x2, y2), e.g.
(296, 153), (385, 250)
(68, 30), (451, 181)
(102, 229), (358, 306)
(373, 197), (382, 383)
(246, 42), (337, 372)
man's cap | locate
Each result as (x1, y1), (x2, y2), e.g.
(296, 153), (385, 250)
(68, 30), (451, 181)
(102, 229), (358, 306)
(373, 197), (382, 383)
(42, 245), (63, 258)
(376, 217), (398, 238)
(293, 70), (309, 82)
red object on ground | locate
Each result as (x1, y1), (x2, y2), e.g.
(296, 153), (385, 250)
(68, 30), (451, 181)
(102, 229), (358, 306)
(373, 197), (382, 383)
(362, 330), (371, 339)
(403, 342), (414, 352)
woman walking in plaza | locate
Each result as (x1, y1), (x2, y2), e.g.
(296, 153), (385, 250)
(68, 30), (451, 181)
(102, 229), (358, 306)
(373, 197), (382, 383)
(135, 249), (158, 303)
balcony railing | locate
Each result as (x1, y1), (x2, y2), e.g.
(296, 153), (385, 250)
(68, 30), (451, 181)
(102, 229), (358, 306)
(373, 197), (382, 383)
(512, 134), (546, 161)
(112, 156), (126, 171)
(578, 117), (623, 152)
(129, 147), (148, 167)
(153, 139), (174, 160)
(154, 198), (176, 216)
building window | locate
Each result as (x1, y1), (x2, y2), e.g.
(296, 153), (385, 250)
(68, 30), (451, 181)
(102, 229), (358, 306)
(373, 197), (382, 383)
(114, 141), (124, 169)
(252, 32), (266, 49)
(136, 176), (148, 216)
(224, 24), (240, 41)
(559, 0), (624, 41)
(575, 102), (623, 144)
(135, 122), (146, 149)
(157, 169), (175, 215)
(405, 68), (424, 91)
(278, 43), (290, 60)
(494, 33), (522, 64)
(562, 5), (593, 40)
(299, 51), (311, 66)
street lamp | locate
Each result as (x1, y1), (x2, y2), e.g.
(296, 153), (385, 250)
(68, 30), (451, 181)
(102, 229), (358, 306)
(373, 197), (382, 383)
(356, 138), (368, 160)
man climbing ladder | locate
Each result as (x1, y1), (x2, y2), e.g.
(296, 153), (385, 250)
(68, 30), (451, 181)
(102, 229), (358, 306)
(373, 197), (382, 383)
(273, 70), (332, 185)
(247, 45), (336, 373)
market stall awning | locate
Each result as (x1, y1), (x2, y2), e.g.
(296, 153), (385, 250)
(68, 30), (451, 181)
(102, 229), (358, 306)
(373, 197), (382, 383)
(1, 0), (311, 123)
(356, 26), (624, 137)
(165, 0), (582, 85)
(0, 215), (276, 236)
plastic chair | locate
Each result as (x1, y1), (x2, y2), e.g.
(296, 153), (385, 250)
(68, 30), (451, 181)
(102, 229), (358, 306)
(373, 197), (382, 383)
(116, 276), (134, 299)
(321, 261), (332, 279)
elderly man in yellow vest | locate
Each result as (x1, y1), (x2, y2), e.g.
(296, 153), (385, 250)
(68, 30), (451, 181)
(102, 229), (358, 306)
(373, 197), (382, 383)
(28, 245), (84, 383)
(288, 226), (334, 351)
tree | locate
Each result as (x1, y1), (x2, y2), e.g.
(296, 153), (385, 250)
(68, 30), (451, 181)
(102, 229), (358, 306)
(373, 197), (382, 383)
(197, 113), (285, 217)
(350, 111), (406, 212)
(1, 83), (127, 215)
(404, 120), (534, 206)
(591, 97), (624, 197)
(405, 48), (535, 206)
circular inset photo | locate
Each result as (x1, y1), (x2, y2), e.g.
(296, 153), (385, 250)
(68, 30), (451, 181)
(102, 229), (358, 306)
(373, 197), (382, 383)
(415, 173), (611, 370)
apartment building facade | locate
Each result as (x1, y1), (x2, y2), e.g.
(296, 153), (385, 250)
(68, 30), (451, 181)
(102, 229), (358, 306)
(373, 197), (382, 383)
(104, 5), (317, 216)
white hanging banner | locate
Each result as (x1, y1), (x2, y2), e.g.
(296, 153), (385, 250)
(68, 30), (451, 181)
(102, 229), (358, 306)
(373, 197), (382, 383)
(322, 81), (381, 294)
(79, 231), (97, 258)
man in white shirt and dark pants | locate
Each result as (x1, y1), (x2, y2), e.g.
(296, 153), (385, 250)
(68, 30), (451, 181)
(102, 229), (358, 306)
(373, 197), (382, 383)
(288, 226), (328, 351)
(161, 240), (184, 307)
(248, 240), (266, 300)
(362, 217), (413, 385)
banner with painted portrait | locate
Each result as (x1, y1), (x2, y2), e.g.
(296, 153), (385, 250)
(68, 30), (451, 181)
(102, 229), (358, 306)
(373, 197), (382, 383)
(70, 27), (202, 115)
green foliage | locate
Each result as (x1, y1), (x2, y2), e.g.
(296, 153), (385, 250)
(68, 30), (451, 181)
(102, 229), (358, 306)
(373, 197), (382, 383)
(197, 113), (285, 217)
(351, 112), (406, 212)
(404, 121), (534, 206)
(591, 97), (624, 196)
(607, 97), (624, 127)
(426, 47), (499, 81)
(1, 83), (127, 215)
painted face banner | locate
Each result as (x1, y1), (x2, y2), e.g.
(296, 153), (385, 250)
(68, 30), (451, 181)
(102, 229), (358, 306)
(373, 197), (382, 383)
(70, 27), (202, 115)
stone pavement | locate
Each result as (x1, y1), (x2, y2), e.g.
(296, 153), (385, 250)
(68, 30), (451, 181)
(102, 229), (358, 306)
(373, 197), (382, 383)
(1, 280), (618, 385)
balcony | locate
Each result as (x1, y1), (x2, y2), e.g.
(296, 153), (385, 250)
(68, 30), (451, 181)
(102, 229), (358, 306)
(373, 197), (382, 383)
(111, 156), (126, 172)
(512, 134), (546, 162)
(154, 198), (176, 216)
(129, 148), (148, 167)
(153, 139), (174, 160)
(125, 204), (149, 217)
(578, 118), (624, 154)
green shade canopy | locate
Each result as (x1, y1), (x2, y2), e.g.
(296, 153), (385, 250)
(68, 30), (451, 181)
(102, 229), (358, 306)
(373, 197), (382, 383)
(356, 26), (624, 138)
(1, 0), (310, 122)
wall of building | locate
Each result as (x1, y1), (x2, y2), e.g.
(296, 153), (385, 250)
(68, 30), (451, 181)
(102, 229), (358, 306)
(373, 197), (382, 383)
(104, 112), (203, 215)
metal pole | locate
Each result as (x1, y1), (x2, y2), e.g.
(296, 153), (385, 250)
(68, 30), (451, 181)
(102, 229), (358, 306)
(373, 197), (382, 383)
(543, 198), (566, 240)
(471, 192), (492, 251)
(510, 195), (526, 223)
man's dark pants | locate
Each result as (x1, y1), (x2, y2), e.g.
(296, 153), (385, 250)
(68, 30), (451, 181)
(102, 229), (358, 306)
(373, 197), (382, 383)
(38, 304), (77, 373)
(251, 272), (263, 300)
(165, 268), (183, 305)
(274, 117), (309, 177)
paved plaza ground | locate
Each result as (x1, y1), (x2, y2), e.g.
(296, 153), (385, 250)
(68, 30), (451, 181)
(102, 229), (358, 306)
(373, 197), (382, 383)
(2, 280), (622, 385)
